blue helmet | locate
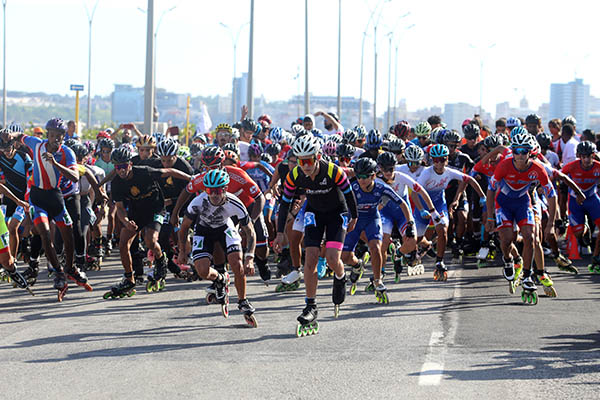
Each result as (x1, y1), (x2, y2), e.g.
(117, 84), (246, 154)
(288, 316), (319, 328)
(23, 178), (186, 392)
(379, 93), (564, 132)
(7, 122), (23, 133)
(269, 126), (284, 143)
(430, 144), (449, 158)
(506, 117), (521, 129)
(366, 129), (383, 150)
(510, 126), (528, 140)
(203, 168), (230, 188)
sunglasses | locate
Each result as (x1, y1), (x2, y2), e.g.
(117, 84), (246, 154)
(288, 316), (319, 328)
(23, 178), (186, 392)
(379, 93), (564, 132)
(408, 161), (421, 166)
(298, 157), (316, 167)
(433, 157), (447, 163)
(206, 187), (225, 195)
(356, 173), (374, 179)
(512, 147), (530, 155)
(114, 163), (129, 170)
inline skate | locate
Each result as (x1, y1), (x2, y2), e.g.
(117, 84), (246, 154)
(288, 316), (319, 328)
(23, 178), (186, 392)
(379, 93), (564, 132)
(296, 301), (319, 337)
(103, 275), (136, 299)
(238, 298), (257, 328)
(275, 268), (303, 292)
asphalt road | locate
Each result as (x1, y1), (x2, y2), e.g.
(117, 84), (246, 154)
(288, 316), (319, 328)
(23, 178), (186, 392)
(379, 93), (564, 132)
(1, 251), (599, 399)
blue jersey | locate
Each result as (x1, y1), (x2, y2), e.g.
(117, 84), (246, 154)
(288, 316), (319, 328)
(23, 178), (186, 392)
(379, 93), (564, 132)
(244, 160), (274, 193)
(351, 179), (406, 218)
(0, 150), (32, 199)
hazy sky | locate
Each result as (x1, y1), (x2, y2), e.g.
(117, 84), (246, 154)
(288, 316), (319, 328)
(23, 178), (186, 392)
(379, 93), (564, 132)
(4, 0), (598, 114)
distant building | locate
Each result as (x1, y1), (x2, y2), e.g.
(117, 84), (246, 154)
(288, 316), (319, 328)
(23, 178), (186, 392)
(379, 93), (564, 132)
(443, 103), (478, 132)
(111, 84), (144, 123)
(233, 73), (248, 121)
(550, 78), (590, 129)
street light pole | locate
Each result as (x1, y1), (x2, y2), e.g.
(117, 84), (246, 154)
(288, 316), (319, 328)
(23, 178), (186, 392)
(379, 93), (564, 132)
(154, 5), (177, 106)
(336, 0), (341, 118)
(220, 22), (249, 123)
(386, 32), (392, 131)
(469, 42), (495, 115)
(304, 0), (309, 115)
(373, 24), (377, 130)
(392, 44), (398, 124)
(247, 0), (255, 118)
(86, 0), (99, 132)
(143, 0), (154, 135)
(2, 0), (6, 127)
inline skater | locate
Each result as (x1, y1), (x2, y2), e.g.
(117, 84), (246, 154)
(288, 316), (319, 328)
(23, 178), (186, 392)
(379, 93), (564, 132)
(176, 168), (258, 326)
(273, 134), (358, 335)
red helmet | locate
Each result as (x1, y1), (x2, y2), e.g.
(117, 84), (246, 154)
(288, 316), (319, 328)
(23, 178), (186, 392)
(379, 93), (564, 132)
(393, 120), (411, 139)
(96, 131), (111, 140)
(258, 114), (272, 126)
(200, 146), (225, 167)
(461, 119), (472, 128)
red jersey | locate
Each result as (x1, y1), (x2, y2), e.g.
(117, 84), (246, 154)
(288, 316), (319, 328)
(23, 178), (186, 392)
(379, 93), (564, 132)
(186, 165), (261, 207)
(561, 159), (600, 197)
(472, 160), (496, 178)
(489, 158), (555, 199)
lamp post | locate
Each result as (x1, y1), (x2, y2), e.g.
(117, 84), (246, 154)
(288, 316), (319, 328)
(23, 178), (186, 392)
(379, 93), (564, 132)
(391, 23), (414, 124)
(304, 0), (309, 115)
(2, 0), (7, 127)
(247, 0), (255, 118)
(469, 42), (496, 115)
(336, 0), (341, 118)
(154, 5), (177, 104)
(220, 21), (249, 122)
(143, 0), (154, 135)
(85, 0), (100, 132)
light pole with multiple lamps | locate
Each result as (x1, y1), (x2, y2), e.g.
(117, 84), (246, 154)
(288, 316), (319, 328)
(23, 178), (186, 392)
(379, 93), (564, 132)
(85, 0), (100, 132)
(2, 0), (6, 127)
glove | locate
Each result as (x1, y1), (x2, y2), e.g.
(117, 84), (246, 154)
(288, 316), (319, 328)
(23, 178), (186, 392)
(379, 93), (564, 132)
(431, 210), (442, 225)
(479, 197), (487, 207)
(404, 221), (415, 238)
(420, 209), (431, 220)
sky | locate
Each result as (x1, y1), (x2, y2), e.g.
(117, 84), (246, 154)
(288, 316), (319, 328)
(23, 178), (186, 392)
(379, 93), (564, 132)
(4, 0), (599, 115)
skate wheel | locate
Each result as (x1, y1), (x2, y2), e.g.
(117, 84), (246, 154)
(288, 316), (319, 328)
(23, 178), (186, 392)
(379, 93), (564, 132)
(394, 273), (401, 283)
(296, 324), (303, 337)
(84, 283), (93, 292)
(221, 300), (229, 318)
(275, 283), (285, 293)
(532, 292), (538, 305)
(103, 291), (112, 300)
(350, 283), (357, 296)
(244, 314), (258, 328)
(158, 279), (165, 291)
(333, 304), (340, 319)
(206, 293), (216, 304)
(543, 286), (557, 298)
(146, 281), (154, 293)
(128, 290), (136, 297)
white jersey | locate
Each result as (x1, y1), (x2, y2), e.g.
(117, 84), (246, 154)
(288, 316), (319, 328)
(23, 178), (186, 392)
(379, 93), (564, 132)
(80, 164), (105, 195)
(396, 163), (424, 181)
(186, 192), (249, 228)
(417, 166), (468, 205)
(238, 141), (250, 162)
(383, 168), (423, 201)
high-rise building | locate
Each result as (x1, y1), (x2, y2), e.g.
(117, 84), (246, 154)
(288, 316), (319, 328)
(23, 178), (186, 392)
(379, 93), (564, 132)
(111, 84), (144, 123)
(443, 103), (478, 132)
(550, 78), (590, 129)
(233, 73), (248, 121)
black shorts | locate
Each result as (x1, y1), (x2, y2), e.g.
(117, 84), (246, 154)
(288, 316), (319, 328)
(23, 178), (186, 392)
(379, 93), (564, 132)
(254, 214), (268, 247)
(303, 206), (349, 248)
(192, 222), (243, 262)
(129, 207), (165, 233)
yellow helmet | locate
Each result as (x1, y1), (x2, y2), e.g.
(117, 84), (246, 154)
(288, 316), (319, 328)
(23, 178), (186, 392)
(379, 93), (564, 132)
(137, 134), (157, 148)
(216, 123), (232, 134)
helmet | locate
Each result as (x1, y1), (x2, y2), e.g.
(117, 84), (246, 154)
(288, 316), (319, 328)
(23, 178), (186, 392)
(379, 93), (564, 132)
(353, 157), (378, 176)
(260, 153), (272, 164)
(216, 123), (232, 134)
(336, 143), (356, 158)
(463, 124), (480, 140)
(201, 146), (225, 167)
(111, 146), (132, 163)
(224, 149), (240, 164)
(388, 139), (406, 154)
(510, 133), (534, 149)
(535, 132), (552, 149)
(265, 143), (281, 157)
(323, 140), (338, 156)
(241, 118), (259, 134)
(248, 143), (263, 158)
(45, 118), (67, 134)
(376, 151), (397, 168)
(525, 114), (541, 125)
(7, 122), (23, 133)
(577, 140), (596, 157)
(354, 125), (367, 140)
(483, 135), (503, 150)
(393, 120), (411, 139)
(84, 140), (95, 155)
(64, 138), (79, 149)
(258, 114), (272, 125)
(562, 115), (577, 126)
(71, 143), (89, 160)
(442, 130), (461, 144)
(193, 131), (208, 144)
(328, 134), (343, 144)
(96, 131), (111, 140)
(152, 132), (166, 144)
(98, 138), (115, 150)
(415, 121), (432, 137)
(343, 129), (358, 144)
(404, 145), (424, 162)
(430, 127), (445, 144)
(292, 134), (321, 157)
(506, 117), (521, 129)
(291, 124), (306, 137)
(190, 142), (204, 156)
(269, 126), (284, 143)
(156, 138), (179, 156)
(311, 128), (323, 137)
(178, 145), (190, 159)
(430, 143), (450, 158)
(461, 119), (472, 129)
(203, 168), (230, 188)
(137, 134), (157, 148)
(510, 126), (528, 140)
(222, 142), (240, 156)
(366, 129), (383, 150)
(230, 128), (240, 141)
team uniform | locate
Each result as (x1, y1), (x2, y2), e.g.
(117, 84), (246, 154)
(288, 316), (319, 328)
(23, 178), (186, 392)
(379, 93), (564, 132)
(561, 159), (600, 232)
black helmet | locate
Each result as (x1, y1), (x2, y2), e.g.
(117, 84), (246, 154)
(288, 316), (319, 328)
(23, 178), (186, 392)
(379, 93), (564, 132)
(265, 143), (281, 157)
(336, 143), (356, 158)
(353, 157), (378, 176)
(0, 129), (13, 149)
(388, 139), (406, 154)
(483, 134), (503, 150)
(45, 117), (67, 135)
(376, 151), (397, 168)
(463, 124), (480, 140)
(535, 132), (552, 150)
(71, 143), (89, 160)
(525, 113), (541, 125)
(64, 138), (79, 149)
(576, 140), (596, 157)
(260, 153), (272, 164)
(111, 146), (132, 164)
(222, 142), (240, 156)
(442, 130), (461, 144)
(241, 118), (258, 134)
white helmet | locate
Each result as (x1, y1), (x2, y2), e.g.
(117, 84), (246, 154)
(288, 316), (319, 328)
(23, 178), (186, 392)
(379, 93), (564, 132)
(292, 134), (321, 157)
(404, 145), (425, 162)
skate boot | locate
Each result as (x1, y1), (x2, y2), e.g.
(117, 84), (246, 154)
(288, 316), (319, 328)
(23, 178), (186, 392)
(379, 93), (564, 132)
(275, 268), (303, 292)
(393, 258), (404, 283)
(433, 261), (448, 281)
(502, 258), (517, 294)
(214, 272), (230, 318)
(513, 257), (523, 287)
(536, 270), (557, 298)
(405, 250), (424, 277)
(332, 273), (347, 318)
(587, 255), (600, 274)
(256, 257), (271, 285)
(349, 260), (364, 295)
(477, 245), (489, 268)
(364, 277), (375, 292)
(238, 298), (257, 328)
(66, 265), (93, 291)
(103, 236), (112, 256)
(22, 259), (39, 286)
(0, 268), (10, 283)
(451, 243), (463, 265)
(276, 248), (292, 277)
(88, 237), (105, 263)
(8, 268), (34, 296)
(317, 257), (327, 279)
(146, 252), (167, 293)
(520, 269), (538, 305)
(553, 253), (578, 274)
(53, 272), (69, 302)
(374, 280), (389, 304)
(102, 274), (136, 299)
(84, 255), (101, 271)
(296, 301), (319, 337)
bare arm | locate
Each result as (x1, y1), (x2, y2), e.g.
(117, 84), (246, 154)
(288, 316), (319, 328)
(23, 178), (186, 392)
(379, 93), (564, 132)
(249, 193), (265, 221)
(177, 216), (194, 264)
(99, 168), (117, 186)
(0, 183), (28, 210)
(160, 168), (191, 182)
(170, 190), (193, 227)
